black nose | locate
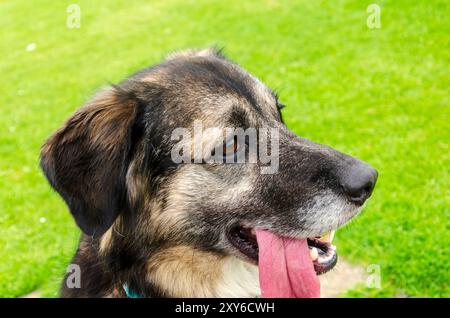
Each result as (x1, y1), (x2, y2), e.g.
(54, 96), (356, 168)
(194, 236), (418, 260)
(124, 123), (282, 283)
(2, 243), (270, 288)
(339, 162), (378, 205)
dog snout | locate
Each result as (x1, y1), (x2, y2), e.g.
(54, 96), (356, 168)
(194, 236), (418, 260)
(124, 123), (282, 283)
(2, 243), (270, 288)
(338, 161), (378, 205)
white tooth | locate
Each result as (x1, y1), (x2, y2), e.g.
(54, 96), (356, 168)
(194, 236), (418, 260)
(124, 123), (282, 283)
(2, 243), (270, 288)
(310, 247), (319, 261)
(318, 254), (331, 264)
(330, 244), (337, 251)
(321, 230), (336, 243)
(329, 230), (335, 242)
(320, 232), (329, 242)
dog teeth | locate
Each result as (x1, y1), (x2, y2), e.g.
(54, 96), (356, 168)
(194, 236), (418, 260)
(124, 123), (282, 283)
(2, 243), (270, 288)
(318, 256), (328, 264)
(310, 247), (319, 261)
(321, 230), (335, 243)
(318, 253), (333, 264)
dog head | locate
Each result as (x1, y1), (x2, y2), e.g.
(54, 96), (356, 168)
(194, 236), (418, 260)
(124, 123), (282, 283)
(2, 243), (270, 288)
(41, 48), (377, 297)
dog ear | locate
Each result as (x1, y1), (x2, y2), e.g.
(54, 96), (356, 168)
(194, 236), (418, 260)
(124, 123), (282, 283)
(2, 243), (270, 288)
(40, 87), (145, 237)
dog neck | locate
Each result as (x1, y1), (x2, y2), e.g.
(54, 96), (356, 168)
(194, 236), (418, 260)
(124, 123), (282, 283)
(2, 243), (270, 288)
(98, 229), (261, 298)
(144, 245), (260, 297)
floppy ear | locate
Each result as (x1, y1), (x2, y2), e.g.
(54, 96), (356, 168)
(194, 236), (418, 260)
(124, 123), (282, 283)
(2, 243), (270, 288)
(40, 87), (144, 237)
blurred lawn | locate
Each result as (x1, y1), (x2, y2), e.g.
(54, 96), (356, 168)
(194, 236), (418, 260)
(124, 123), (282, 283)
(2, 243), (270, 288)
(0, 0), (448, 297)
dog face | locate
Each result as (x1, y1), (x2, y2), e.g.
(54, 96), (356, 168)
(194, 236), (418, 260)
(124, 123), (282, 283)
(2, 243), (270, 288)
(41, 48), (377, 297)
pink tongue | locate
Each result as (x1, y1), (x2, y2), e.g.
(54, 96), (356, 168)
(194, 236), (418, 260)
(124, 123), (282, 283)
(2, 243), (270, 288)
(255, 229), (320, 298)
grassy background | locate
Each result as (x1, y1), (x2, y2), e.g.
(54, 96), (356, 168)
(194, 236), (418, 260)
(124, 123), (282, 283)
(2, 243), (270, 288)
(0, 0), (448, 297)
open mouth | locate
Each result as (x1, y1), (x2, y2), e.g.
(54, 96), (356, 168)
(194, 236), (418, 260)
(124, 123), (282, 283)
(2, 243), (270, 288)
(227, 225), (337, 275)
(227, 225), (340, 297)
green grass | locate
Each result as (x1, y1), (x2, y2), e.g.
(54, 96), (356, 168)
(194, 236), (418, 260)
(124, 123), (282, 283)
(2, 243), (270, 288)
(0, 0), (448, 297)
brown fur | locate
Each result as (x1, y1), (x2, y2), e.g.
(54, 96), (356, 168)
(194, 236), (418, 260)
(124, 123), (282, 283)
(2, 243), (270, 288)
(40, 48), (377, 298)
(146, 246), (225, 297)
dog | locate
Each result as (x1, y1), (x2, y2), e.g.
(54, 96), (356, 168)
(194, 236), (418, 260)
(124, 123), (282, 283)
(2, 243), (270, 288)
(40, 48), (377, 298)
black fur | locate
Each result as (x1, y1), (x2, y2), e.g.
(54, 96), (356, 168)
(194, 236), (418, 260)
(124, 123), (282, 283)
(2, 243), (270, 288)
(40, 49), (377, 297)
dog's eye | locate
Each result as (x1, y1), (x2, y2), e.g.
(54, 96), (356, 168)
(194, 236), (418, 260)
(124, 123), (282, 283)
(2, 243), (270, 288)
(223, 136), (238, 161)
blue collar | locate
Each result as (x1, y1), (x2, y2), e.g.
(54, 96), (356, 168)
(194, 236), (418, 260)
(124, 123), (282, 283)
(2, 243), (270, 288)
(123, 284), (144, 298)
